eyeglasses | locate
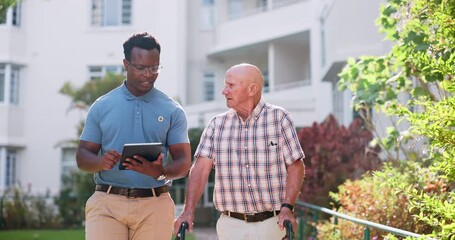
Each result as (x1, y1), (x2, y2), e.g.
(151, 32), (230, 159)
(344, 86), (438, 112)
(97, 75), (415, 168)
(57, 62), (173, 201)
(128, 62), (163, 74)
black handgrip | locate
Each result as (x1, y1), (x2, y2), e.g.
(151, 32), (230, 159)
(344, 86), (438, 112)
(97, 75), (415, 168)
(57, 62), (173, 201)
(283, 220), (294, 240)
(174, 221), (188, 240)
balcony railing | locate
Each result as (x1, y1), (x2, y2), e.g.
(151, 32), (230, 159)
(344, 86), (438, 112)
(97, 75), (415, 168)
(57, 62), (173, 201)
(228, 0), (308, 21)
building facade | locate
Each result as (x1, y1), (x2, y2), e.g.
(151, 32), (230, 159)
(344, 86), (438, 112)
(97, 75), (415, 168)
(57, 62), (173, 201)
(0, 0), (390, 205)
(0, 0), (187, 195)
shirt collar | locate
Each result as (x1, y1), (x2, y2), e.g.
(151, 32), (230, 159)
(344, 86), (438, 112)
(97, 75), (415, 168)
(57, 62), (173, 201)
(238, 98), (265, 123)
(121, 80), (154, 102)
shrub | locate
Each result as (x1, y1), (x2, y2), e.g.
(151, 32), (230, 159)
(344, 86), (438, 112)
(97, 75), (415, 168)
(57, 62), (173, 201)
(1, 187), (61, 229)
(55, 171), (95, 227)
(298, 114), (382, 208)
(317, 161), (434, 239)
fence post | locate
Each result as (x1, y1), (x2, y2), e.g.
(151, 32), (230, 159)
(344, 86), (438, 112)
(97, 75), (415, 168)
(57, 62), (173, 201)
(364, 227), (370, 240)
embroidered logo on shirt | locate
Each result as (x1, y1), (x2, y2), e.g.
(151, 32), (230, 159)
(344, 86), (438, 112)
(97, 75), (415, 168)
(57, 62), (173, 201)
(158, 116), (164, 122)
(269, 141), (277, 146)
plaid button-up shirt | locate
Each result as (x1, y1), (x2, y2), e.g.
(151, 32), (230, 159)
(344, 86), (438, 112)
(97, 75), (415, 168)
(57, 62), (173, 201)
(195, 99), (305, 213)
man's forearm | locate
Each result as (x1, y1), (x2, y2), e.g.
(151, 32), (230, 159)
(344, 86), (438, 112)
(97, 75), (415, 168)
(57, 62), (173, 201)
(76, 148), (103, 173)
(183, 158), (213, 212)
(284, 160), (305, 204)
(166, 143), (192, 180)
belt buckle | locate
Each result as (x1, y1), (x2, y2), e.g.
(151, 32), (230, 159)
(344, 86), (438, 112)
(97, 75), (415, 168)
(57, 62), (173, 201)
(119, 188), (131, 198)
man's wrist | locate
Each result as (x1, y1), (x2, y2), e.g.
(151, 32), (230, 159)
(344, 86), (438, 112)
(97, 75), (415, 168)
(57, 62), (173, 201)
(157, 167), (167, 180)
(281, 203), (295, 212)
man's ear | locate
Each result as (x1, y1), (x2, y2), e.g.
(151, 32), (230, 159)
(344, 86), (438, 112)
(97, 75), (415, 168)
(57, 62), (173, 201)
(248, 83), (259, 96)
(123, 59), (129, 70)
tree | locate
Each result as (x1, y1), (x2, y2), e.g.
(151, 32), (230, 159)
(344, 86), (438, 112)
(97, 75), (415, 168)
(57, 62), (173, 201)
(56, 73), (124, 226)
(298, 115), (381, 208)
(59, 72), (125, 137)
(338, 0), (454, 238)
(0, 0), (16, 23)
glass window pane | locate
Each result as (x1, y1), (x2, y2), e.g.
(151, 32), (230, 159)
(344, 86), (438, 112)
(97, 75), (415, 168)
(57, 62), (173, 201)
(122, 0), (132, 25)
(10, 67), (20, 105)
(104, 0), (120, 26)
(203, 72), (215, 101)
(12, 3), (20, 26)
(61, 148), (77, 176)
(91, 0), (103, 26)
(200, 0), (215, 30)
(0, 71), (4, 103)
(6, 150), (17, 187)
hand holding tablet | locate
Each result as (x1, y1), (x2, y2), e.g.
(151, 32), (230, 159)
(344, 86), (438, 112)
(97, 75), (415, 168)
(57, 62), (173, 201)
(118, 143), (163, 170)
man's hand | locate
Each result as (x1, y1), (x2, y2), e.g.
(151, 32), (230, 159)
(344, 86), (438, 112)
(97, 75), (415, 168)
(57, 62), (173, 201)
(277, 207), (297, 232)
(122, 153), (165, 178)
(174, 210), (195, 236)
(100, 150), (121, 170)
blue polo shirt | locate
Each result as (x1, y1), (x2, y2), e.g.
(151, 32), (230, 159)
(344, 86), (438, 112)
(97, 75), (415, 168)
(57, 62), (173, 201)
(80, 81), (189, 188)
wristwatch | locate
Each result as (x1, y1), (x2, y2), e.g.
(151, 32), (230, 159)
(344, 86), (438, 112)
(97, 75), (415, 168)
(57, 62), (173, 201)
(157, 167), (166, 181)
(281, 203), (295, 212)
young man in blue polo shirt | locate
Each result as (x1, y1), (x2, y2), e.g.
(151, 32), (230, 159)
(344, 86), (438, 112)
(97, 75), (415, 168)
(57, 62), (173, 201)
(76, 32), (191, 240)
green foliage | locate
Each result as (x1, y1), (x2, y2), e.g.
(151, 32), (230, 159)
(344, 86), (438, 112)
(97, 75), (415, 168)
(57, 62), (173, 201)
(298, 114), (382, 208)
(0, 187), (61, 230)
(0, 0), (16, 22)
(318, 162), (433, 239)
(0, 229), (85, 240)
(337, 0), (455, 238)
(188, 128), (204, 159)
(59, 73), (125, 146)
(56, 73), (123, 226)
(54, 172), (95, 227)
(0, 229), (197, 240)
(60, 73), (125, 112)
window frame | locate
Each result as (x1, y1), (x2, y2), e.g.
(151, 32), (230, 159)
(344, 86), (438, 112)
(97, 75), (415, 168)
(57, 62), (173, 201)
(0, 64), (21, 105)
(203, 72), (215, 101)
(88, 65), (124, 80)
(90, 0), (132, 27)
(0, 1), (21, 27)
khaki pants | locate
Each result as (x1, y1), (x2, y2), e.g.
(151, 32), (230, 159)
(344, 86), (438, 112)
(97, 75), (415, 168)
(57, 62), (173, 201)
(85, 191), (174, 240)
(216, 214), (286, 240)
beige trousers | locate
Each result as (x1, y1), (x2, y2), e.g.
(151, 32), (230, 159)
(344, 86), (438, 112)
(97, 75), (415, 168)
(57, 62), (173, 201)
(216, 214), (286, 240)
(85, 191), (174, 240)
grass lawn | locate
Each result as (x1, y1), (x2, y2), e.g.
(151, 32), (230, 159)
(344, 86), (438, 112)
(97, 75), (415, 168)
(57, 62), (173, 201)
(0, 229), (196, 240)
(0, 229), (85, 240)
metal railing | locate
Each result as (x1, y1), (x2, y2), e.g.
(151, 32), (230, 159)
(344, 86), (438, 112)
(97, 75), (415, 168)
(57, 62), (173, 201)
(296, 201), (432, 240)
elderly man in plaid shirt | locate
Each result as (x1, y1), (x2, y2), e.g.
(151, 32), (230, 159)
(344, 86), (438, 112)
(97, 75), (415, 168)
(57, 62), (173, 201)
(174, 63), (305, 240)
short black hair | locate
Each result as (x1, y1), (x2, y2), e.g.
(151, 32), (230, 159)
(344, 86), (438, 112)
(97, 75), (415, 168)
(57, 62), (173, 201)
(123, 32), (161, 61)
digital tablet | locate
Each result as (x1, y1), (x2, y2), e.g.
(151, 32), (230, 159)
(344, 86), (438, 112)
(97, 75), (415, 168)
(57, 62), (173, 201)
(118, 142), (163, 170)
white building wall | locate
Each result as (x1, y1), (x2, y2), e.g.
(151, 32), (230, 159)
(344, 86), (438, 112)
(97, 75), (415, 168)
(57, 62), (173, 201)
(0, 0), (392, 194)
(1, 0), (186, 194)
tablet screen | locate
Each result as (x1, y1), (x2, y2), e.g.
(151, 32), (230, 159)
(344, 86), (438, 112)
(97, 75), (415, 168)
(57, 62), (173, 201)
(118, 142), (163, 170)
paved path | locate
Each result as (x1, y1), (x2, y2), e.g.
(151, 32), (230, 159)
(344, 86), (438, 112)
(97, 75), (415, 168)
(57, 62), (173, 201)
(192, 227), (218, 240)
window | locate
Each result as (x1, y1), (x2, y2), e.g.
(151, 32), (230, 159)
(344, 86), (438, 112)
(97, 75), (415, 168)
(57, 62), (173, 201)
(61, 148), (77, 177)
(91, 0), (131, 27)
(10, 67), (20, 104)
(0, 64), (21, 105)
(5, 149), (18, 188)
(257, 0), (267, 11)
(89, 65), (124, 80)
(263, 70), (269, 93)
(321, 26), (326, 67)
(200, 0), (215, 30)
(0, 1), (21, 26)
(228, 0), (243, 20)
(203, 72), (215, 101)
(0, 66), (4, 102)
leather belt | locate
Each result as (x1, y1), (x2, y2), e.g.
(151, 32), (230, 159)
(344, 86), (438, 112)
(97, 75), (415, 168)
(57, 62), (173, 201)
(222, 210), (280, 223)
(95, 184), (168, 198)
